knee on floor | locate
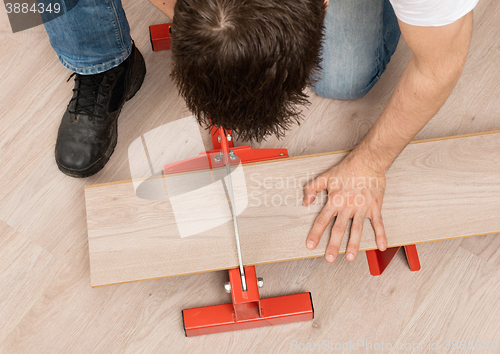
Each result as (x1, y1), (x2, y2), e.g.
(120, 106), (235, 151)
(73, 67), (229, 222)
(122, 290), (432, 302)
(311, 59), (381, 100)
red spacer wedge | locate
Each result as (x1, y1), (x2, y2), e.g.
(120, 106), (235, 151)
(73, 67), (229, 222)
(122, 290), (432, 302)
(366, 245), (421, 276)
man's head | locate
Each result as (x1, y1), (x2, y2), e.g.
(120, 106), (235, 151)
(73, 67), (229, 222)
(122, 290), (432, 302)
(171, 0), (326, 141)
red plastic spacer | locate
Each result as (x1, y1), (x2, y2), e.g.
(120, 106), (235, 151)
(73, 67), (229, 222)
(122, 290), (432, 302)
(366, 244), (421, 276)
(149, 23), (172, 51)
(404, 244), (421, 271)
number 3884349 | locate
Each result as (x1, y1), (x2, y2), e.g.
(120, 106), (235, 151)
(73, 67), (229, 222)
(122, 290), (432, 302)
(5, 2), (61, 14)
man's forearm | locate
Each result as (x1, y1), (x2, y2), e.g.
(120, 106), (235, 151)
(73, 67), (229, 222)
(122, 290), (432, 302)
(348, 54), (462, 174)
(346, 14), (473, 175)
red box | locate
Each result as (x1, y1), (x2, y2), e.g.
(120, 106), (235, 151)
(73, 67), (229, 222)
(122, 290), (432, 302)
(149, 23), (172, 51)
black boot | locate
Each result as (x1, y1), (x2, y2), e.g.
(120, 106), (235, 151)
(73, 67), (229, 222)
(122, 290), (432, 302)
(55, 44), (146, 178)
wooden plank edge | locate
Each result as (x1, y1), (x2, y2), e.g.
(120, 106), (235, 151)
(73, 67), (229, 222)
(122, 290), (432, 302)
(90, 230), (499, 287)
(85, 129), (500, 190)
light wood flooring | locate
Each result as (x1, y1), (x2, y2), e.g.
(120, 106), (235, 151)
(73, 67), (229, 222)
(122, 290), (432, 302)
(0, 0), (499, 352)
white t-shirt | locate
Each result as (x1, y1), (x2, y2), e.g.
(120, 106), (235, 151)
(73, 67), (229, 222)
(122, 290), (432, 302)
(389, 0), (479, 26)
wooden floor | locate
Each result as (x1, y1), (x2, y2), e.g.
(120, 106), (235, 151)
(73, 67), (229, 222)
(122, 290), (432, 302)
(0, 0), (499, 352)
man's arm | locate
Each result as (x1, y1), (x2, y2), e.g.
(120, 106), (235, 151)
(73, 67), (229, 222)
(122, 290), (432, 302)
(148, 0), (176, 19)
(304, 12), (473, 262)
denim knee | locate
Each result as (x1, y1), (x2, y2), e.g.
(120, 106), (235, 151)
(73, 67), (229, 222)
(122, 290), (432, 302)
(312, 0), (400, 101)
(311, 55), (382, 101)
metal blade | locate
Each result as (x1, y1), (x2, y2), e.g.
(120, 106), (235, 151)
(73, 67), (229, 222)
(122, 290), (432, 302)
(225, 161), (247, 291)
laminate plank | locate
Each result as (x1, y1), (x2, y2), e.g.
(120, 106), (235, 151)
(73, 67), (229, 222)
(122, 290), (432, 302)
(126, 241), (466, 353)
(0, 35), (27, 78)
(0, 220), (64, 342)
(0, 245), (180, 354)
(3, 25), (48, 51)
(124, 271), (265, 354)
(86, 131), (500, 286)
(388, 247), (500, 354)
(460, 233), (500, 268)
(0, 36), (71, 202)
(125, 260), (322, 353)
(0, 148), (94, 265)
(0, 2), (11, 33)
(251, 239), (464, 353)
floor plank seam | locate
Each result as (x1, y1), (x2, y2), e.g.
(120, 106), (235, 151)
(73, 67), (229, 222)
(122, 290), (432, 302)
(0, 81), (64, 208)
(283, 95), (326, 150)
(250, 326), (275, 354)
(0, 218), (22, 238)
(0, 148), (58, 211)
(0, 241), (89, 347)
(300, 257), (327, 290)
(458, 243), (500, 269)
(119, 276), (183, 354)
(248, 258), (324, 351)
(388, 240), (464, 350)
(0, 38), (27, 75)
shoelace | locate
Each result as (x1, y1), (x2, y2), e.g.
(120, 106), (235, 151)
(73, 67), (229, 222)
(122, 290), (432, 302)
(67, 72), (114, 122)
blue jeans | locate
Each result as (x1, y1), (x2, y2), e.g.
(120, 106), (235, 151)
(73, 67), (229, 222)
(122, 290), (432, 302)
(313, 0), (401, 99)
(43, 0), (132, 74)
(44, 0), (400, 100)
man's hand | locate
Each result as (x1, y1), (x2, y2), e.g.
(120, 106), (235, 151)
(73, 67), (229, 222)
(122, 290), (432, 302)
(303, 12), (472, 263)
(303, 156), (387, 263)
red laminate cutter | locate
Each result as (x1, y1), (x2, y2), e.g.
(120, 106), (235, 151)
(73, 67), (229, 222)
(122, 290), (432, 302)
(162, 126), (420, 336)
(165, 127), (314, 337)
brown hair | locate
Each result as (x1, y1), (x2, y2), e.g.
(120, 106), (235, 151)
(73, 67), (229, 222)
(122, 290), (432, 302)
(171, 0), (326, 141)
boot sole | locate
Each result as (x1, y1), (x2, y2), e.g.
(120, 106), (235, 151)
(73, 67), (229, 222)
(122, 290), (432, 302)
(57, 48), (147, 178)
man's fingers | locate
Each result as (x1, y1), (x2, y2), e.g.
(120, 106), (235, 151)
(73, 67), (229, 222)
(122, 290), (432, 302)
(345, 212), (366, 262)
(325, 212), (349, 263)
(306, 205), (336, 250)
(303, 174), (329, 206)
(370, 209), (387, 251)
(303, 194), (317, 206)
